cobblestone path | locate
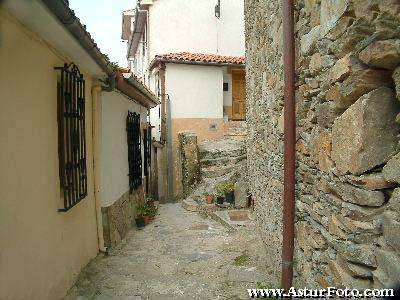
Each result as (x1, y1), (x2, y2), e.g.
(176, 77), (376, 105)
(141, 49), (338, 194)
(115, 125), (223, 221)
(64, 203), (269, 300)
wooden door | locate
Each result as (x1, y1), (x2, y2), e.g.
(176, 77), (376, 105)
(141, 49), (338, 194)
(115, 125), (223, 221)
(232, 71), (246, 120)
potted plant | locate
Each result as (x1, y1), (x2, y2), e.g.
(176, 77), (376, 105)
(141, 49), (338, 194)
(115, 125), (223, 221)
(135, 205), (146, 229)
(215, 183), (225, 205)
(146, 201), (158, 221)
(224, 181), (235, 204)
(146, 196), (155, 207)
(143, 210), (151, 225)
(205, 193), (214, 204)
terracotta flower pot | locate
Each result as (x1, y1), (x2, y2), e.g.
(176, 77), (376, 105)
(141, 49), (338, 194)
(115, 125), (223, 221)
(205, 195), (214, 204)
(144, 215), (151, 225)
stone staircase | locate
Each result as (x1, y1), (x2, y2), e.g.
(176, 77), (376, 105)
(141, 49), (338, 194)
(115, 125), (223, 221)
(199, 139), (246, 180)
(223, 121), (247, 141)
(181, 122), (248, 215)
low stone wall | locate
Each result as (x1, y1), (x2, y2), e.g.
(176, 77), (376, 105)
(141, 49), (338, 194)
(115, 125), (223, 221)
(246, 0), (400, 289)
(179, 132), (201, 197)
(102, 188), (144, 248)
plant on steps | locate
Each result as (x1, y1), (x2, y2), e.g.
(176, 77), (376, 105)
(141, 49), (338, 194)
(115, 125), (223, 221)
(222, 181), (235, 204)
(135, 204), (146, 229)
(145, 201), (158, 221)
(214, 180), (236, 205)
(215, 182), (226, 205)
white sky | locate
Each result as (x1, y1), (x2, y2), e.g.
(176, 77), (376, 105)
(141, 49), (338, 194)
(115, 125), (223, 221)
(69, 0), (134, 68)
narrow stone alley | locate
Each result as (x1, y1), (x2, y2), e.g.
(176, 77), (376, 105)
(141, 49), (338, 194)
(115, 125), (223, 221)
(64, 203), (268, 300)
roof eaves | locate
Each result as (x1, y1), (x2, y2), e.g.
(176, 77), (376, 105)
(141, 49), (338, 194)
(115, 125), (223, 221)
(114, 71), (160, 109)
(149, 58), (245, 71)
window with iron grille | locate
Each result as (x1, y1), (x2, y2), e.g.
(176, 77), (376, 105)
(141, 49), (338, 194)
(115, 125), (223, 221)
(55, 63), (87, 212)
(143, 127), (152, 193)
(127, 111), (142, 193)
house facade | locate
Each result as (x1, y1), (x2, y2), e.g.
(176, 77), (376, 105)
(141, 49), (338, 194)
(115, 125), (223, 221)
(122, 0), (246, 199)
(0, 1), (158, 299)
(99, 71), (159, 248)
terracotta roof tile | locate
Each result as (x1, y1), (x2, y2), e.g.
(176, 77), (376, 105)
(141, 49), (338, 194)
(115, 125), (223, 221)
(154, 52), (245, 65)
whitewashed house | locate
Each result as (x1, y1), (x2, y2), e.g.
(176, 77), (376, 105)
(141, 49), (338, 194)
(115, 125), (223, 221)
(0, 1), (159, 298)
(122, 0), (246, 199)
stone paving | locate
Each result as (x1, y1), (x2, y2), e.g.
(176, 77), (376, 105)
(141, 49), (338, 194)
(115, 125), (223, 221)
(64, 203), (269, 300)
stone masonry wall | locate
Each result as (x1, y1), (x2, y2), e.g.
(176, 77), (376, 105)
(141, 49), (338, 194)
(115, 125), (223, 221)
(246, 0), (400, 288)
(245, 0), (285, 285)
(102, 188), (144, 248)
(179, 132), (201, 197)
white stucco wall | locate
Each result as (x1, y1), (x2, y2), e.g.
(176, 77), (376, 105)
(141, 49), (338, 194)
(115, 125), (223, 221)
(147, 72), (162, 141)
(223, 73), (232, 106)
(148, 0), (245, 60)
(165, 63), (223, 119)
(101, 90), (147, 207)
(150, 105), (162, 141)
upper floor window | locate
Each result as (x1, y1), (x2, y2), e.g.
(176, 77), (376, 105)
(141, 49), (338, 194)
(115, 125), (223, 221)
(55, 63), (87, 212)
(126, 111), (142, 193)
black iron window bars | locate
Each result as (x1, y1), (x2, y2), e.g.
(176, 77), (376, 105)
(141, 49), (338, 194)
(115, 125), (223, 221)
(55, 63), (87, 212)
(127, 111), (142, 193)
(143, 127), (152, 193)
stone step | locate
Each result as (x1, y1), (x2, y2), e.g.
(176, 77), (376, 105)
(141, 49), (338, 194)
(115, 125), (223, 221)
(200, 154), (247, 168)
(225, 121), (247, 136)
(224, 132), (247, 138)
(191, 171), (237, 200)
(201, 164), (236, 178)
(199, 139), (246, 160)
(222, 134), (246, 142)
(181, 198), (199, 212)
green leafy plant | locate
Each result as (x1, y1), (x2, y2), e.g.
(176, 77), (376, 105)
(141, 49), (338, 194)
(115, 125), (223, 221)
(233, 254), (251, 266)
(145, 203), (158, 217)
(136, 204), (146, 217)
(146, 196), (155, 203)
(216, 181), (235, 195)
(215, 182), (226, 197)
(223, 181), (235, 193)
(109, 61), (120, 72)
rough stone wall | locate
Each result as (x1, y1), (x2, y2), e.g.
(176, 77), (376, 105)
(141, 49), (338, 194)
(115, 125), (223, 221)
(246, 0), (400, 288)
(179, 132), (201, 197)
(102, 188), (144, 248)
(245, 0), (285, 285)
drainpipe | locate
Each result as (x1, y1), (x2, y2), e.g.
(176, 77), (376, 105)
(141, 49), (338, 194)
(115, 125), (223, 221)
(159, 63), (167, 143)
(281, 0), (296, 291)
(91, 85), (107, 253)
(165, 94), (174, 201)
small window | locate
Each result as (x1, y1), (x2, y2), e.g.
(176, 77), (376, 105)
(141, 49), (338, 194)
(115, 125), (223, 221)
(127, 111), (142, 193)
(55, 63), (87, 212)
(209, 123), (218, 131)
(223, 82), (229, 91)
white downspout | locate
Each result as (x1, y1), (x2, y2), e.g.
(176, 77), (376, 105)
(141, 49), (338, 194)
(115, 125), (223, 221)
(91, 85), (107, 253)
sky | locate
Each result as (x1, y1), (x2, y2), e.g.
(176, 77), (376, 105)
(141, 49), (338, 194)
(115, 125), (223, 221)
(69, 0), (134, 68)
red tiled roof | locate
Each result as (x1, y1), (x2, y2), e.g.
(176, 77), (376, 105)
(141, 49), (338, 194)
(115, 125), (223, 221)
(153, 52), (245, 65)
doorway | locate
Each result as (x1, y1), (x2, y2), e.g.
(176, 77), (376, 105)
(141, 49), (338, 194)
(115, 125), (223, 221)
(231, 70), (246, 120)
